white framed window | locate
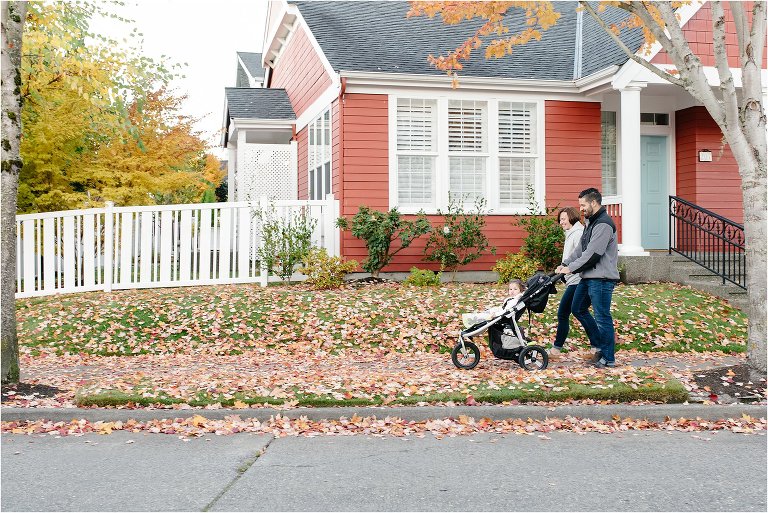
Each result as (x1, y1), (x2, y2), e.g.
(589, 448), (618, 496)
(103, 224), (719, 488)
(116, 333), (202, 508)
(448, 100), (487, 203)
(308, 107), (332, 200)
(498, 102), (537, 208)
(391, 95), (543, 214)
(601, 111), (617, 197)
(395, 98), (437, 209)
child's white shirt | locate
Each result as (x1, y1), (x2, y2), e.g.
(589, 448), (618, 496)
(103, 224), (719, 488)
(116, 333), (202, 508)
(462, 293), (524, 328)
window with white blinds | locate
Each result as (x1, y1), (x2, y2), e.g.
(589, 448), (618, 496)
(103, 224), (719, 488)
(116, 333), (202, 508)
(498, 102), (537, 208)
(308, 108), (332, 200)
(392, 97), (542, 212)
(448, 100), (486, 152)
(499, 158), (535, 207)
(397, 98), (436, 152)
(398, 156), (434, 206)
(448, 100), (487, 202)
(499, 102), (536, 153)
(396, 99), (436, 208)
(449, 157), (486, 203)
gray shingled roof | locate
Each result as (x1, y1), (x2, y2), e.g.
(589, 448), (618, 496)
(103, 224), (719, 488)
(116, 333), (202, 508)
(294, 1), (644, 81)
(237, 52), (265, 79)
(225, 88), (296, 120)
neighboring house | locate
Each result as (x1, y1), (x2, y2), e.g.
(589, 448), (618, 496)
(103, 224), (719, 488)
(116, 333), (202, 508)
(222, 1), (765, 273)
(222, 52), (299, 202)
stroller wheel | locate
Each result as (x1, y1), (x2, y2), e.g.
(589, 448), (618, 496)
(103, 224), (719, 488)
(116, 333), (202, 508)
(518, 345), (549, 371)
(451, 341), (480, 370)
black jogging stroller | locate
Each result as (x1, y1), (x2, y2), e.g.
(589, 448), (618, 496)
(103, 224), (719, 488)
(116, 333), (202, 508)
(451, 272), (564, 371)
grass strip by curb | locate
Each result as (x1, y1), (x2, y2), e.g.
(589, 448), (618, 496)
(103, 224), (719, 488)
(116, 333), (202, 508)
(75, 379), (689, 408)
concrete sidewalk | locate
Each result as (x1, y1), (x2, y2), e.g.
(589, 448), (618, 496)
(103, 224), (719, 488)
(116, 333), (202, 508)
(2, 403), (766, 423)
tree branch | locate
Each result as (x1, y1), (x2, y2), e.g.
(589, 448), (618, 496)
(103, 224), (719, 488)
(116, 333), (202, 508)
(710, 0), (740, 132)
(578, 1), (685, 87)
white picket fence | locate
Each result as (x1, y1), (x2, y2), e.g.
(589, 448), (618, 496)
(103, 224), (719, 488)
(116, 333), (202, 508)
(15, 197), (340, 298)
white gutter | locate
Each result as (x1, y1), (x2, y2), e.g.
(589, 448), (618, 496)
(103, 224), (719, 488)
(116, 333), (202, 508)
(339, 65), (621, 95)
(339, 70), (581, 93)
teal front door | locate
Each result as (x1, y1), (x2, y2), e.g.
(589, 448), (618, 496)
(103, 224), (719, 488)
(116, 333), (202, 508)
(641, 135), (669, 249)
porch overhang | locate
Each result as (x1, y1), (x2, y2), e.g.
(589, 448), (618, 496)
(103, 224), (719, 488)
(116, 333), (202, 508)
(227, 117), (295, 147)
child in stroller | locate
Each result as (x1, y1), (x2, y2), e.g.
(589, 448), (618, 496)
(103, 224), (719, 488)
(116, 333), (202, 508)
(461, 279), (526, 329)
(451, 272), (563, 371)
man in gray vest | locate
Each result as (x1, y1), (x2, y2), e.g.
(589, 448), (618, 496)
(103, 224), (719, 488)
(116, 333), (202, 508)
(556, 188), (620, 367)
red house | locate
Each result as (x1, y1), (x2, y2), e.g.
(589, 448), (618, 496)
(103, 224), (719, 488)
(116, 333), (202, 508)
(222, 1), (763, 275)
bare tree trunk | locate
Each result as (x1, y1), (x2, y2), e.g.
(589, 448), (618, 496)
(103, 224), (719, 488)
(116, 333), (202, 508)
(1, 1), (26, 384)
(741, 164), (767, 377)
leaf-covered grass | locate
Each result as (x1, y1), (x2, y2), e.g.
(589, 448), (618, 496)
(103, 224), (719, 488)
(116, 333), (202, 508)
(74, 370), (688, 407)
(17, 281), (746, 356)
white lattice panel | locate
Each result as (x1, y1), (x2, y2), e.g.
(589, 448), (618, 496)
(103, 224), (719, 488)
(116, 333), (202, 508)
(236, 142), (297, 201)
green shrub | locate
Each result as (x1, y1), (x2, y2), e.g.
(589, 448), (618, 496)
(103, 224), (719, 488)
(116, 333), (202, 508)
(336, 206), (430, 278)
(253, 203), (317, 282)
(299, 248), (358, 290)
(493, 252), (542, 284)
(423, 196), (496, 280)
(404, 267), (442, 287)
(515, 185), (564, 271)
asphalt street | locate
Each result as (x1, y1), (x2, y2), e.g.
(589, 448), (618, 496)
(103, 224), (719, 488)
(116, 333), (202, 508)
(2, 430), (766, 511)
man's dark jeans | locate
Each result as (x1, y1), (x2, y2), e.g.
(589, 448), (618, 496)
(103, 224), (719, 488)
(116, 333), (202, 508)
(572, 279), (617, 363)
(553, 284), (593, 349)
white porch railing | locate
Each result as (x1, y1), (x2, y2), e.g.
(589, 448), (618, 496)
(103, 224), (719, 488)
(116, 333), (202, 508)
(15, 197), (340, 298)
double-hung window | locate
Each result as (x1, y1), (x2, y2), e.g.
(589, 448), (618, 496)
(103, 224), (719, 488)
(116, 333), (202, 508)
(395, 98), (437, 209)
(393, 96), (542, 213)
(498, 102), (537, 208)
(308, 108), (331, 200)
(448, 100), (487, 203)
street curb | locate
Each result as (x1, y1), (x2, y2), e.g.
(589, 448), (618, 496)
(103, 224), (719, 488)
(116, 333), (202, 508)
(2, 404), (766, 423)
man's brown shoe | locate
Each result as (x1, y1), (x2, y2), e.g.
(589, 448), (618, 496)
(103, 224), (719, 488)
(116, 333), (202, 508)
(586, 351), (603, 364)
(581, 348), (600, 361)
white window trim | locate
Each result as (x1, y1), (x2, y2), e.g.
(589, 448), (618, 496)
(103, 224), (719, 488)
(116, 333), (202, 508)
(389, 93), (545, 215)
(308, 105), (332, 200)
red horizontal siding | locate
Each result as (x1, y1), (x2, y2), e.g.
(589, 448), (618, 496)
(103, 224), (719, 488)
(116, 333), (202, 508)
(337, 97), (616, 272)
(675, 106), (743, 224)
(270, 26), (333, 119)
(545, 100), (602, 209)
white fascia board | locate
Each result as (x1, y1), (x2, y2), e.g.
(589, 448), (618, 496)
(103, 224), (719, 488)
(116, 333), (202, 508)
(220, 97), (231, 147)
(236, 54), (254, 84)
(231, 118), (296, 130)
(263, 4), (299, 68)
(340, 70), (582, 94)
(575, 66), (620, 93)
(228, 118), (295, 147)
(618, 63), (765, 89)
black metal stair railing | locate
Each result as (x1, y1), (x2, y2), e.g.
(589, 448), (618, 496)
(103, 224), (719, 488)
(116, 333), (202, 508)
(669, 196), (746, 289)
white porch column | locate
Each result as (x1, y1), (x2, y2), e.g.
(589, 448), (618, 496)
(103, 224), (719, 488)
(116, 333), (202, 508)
(618, 84), (648, 256)
(235, 130), (247, 202)
(227, 145), (237, 202)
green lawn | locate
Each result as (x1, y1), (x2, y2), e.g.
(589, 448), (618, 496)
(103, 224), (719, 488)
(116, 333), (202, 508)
(16, 281), (746, 357)
(75, 370), (688, 407)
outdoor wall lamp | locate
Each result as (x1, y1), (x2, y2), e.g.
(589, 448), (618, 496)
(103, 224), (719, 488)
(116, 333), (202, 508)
(698, 149), (713, 162)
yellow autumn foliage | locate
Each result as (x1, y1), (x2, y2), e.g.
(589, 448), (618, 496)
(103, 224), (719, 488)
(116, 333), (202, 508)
(18, 1), (222, 213)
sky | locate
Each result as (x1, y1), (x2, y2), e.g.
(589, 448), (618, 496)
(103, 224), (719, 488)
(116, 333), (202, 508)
(89, 0), (269, 158)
